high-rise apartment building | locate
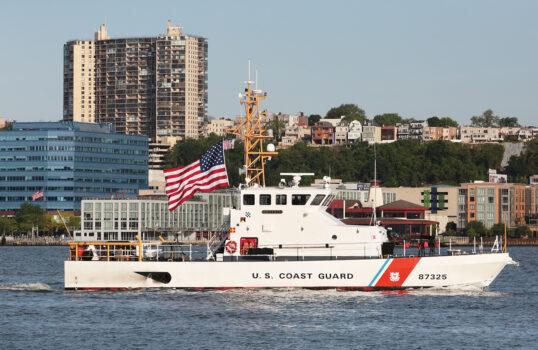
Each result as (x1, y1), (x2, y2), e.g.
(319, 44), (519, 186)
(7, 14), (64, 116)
(63, 21), (208, 145)
(63, 40), (96, 123)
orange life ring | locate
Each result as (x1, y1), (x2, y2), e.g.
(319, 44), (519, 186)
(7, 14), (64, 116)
(225, 240), (237, 254)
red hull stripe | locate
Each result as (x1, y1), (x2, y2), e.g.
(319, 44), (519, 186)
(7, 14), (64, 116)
(375, 257), (420, 288)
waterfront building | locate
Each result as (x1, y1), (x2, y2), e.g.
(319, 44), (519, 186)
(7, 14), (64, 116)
(380, 186), (459, 232)
(457, 182), (527, 229)
(408, 121), (426, 140)
(0, 121), (148, 212)
(64, 21), (208, 143)
(78, 191), (235, 241)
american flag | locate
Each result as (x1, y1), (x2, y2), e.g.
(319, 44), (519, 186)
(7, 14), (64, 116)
(31, 191), (44, 201)
(223, 139), (235, 150)
(164, 141), (229, 211)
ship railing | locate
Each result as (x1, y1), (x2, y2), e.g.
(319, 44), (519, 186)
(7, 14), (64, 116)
(68, 241), (193, 262)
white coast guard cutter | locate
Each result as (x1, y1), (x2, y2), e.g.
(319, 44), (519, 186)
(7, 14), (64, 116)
(64, 81), (514, 291)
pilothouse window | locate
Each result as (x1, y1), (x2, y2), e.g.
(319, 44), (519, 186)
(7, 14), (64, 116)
(243, 194), (255, 205)
(259, 194), (271, 205)
(322, 195), (335, 206)
(310, 194), (326, 205)
(292, 194), (311, 205)
(276, 194), (287, 205)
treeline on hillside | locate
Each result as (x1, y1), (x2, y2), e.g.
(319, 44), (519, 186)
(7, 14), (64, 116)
(165, 136), (506, 187)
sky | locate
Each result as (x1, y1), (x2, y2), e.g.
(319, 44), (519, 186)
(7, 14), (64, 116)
(0, 0), (537, 125)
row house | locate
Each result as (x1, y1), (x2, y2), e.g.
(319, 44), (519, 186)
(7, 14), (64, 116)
(423, 126), (458, 141)
(311, 122), (335, 145)
(362, 125), (381, 144)
(380, 125), (397, 142)
(202, 118), (234, 137)
(459, 126), (502, 143)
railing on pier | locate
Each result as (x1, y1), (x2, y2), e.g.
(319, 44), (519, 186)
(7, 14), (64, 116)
(68, 241), (192, 262)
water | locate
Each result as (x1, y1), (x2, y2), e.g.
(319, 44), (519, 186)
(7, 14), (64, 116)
(0, 246), (537, 350)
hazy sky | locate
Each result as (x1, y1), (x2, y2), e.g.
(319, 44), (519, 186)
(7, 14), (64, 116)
(1, 0), (537, 125)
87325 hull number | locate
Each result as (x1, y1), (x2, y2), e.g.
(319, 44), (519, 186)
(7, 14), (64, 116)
(418, 274), (447, 280)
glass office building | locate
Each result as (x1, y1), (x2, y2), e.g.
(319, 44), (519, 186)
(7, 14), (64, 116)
(78, 191), (236, 241)
(0, 121), (148, 212)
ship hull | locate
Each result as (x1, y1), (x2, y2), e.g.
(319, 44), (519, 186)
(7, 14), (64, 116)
(65, 253), (513, 290)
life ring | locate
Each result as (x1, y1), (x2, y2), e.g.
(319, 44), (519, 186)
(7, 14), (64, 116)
(225, 240), (237, 254)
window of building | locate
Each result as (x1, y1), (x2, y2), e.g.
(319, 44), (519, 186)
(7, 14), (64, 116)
(259, 194), (271, 205)
(243, 194), (255, 205)
(292, 194), (311, 205)
(310, 194), (326, 205)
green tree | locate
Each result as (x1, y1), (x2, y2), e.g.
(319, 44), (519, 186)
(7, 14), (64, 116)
(498, 117), (519, 127)
(445, 221), (457, 234)
(0, 216), (17, 235)
(490, 223), (506, 237)
(471, 109), (499, 127)
(427, 116), (459, 127)
(14, 203), (45, 234)
(326, 104), (366, 124)
(465, 221), (487, 237)
(512, 225), (531, 238)
(308, 114), (321, 126)
(373, 113), (402, 126)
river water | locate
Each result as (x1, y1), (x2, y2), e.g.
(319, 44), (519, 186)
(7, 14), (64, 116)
(0, 246), (537, 350)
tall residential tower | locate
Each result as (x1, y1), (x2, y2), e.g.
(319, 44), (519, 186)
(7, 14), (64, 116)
(63, 22), (208, 147)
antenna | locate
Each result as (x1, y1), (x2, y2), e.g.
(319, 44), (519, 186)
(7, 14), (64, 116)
(248, 60), (251, 82)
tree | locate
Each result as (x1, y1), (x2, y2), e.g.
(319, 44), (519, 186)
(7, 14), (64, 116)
(490, 223), (505, 237)
(0, 216), (17, 235)
(498, 117), (520, 127)
(14, 203), (45, 234)
(373, 113), (402, 126)
(465, 221), (487, 237)
(470, 109), (499, 127)
(506, 138), (538, 183)
(326, 104), (366, 124)
(308, 114), (321, 126)
(512, 225), (531, 238)
(427, 116), (459, 127)
(445, 221), (457, 234)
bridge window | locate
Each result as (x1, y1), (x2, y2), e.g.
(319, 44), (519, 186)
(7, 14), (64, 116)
(310, 194), (326, 205)
(276, 194), (287, 205)
(292, 194), (311, 205)
(243, 194), (255, 205)
(259, 194), (271, 205)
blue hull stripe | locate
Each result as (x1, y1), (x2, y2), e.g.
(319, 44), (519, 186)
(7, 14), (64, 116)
(368, 258), (391, 287)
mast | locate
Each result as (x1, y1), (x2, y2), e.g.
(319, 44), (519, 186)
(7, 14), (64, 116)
(372, 142), (378, 225)
(229, 74), (277, 187)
